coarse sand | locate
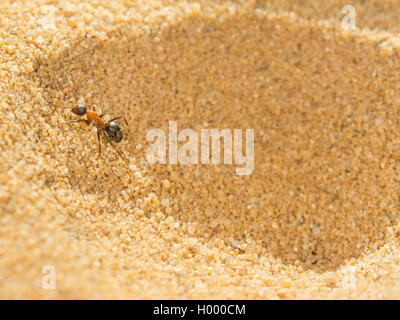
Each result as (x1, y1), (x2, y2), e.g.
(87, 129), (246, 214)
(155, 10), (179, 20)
(1, 0), (400, 299)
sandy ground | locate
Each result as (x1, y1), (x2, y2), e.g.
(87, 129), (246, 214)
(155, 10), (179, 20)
(1, 0), (400, 299)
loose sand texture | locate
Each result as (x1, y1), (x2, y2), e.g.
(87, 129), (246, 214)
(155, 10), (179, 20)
(1, 0), (400, 299)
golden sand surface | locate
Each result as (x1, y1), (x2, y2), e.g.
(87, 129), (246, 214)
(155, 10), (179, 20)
(1, 0), (400, 299)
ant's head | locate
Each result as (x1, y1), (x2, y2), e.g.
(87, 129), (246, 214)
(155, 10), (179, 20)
(105, 121), (123, 143)
(73, 104), (87, 116)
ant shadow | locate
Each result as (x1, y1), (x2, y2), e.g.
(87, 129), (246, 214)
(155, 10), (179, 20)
(31, 11), (400, 272)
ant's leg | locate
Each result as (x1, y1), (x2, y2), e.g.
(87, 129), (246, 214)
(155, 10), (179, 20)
(63, 72), (72, 87)
(44, 102), (57, 116)
(102, 130), (127, 162)
(44, 102), (76, 116)
(108, 116), (129, 127)
(97, 128), (102, 156)
(86, 97), (104, 117)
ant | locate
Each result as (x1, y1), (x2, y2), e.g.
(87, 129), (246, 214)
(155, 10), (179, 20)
(46, 74), (129, 162)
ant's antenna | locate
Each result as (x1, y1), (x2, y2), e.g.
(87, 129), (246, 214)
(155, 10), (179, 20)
(63, 72), (72, 87)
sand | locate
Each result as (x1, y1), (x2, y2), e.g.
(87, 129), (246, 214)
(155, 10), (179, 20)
(1, 0), (400, 299)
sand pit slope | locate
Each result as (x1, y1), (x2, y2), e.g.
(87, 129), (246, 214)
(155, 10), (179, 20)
(1, 0), (400, 299)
